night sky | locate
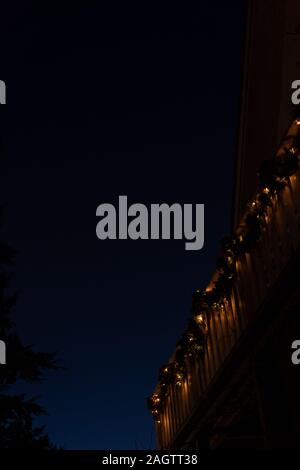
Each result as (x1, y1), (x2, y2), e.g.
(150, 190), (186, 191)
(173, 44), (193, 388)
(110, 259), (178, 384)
(0, 1), (246, 449)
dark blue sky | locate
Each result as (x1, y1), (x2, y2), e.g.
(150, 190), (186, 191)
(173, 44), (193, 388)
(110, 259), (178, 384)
(0, 1), (246, 449)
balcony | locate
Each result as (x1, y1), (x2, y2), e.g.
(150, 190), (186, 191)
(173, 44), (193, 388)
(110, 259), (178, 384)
(149, 119), (300, 449)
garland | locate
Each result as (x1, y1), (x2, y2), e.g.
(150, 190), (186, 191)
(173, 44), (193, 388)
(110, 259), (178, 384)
(148, 119), (300, 423)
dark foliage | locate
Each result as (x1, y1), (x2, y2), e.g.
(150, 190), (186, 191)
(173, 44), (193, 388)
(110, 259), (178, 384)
(0, 215), (60, 450)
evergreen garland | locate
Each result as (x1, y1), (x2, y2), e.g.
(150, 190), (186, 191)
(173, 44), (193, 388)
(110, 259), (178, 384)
(148, 119), (300, 422)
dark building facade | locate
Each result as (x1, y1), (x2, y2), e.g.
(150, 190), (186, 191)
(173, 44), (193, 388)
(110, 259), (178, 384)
(149, 0), (300, 450)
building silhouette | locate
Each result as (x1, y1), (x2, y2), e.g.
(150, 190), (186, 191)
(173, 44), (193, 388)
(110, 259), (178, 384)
(149, 0), (300, 450)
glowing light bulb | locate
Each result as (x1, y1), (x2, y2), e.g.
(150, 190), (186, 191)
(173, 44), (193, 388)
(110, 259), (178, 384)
(195, 314), (205, 325)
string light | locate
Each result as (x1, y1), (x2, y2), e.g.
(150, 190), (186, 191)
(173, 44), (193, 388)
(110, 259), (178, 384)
(148, 118), (300, 422)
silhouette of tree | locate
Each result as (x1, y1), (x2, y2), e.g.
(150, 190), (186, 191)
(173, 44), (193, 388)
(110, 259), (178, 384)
(0, 212), (60, 449)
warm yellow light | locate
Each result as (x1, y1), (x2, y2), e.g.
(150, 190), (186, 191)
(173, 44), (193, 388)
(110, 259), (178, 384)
(195, 313), (205, 326)
(263, 187), (270, 194)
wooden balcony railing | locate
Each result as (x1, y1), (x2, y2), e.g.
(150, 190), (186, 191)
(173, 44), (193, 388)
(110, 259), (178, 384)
(150, 119), (300, 449)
